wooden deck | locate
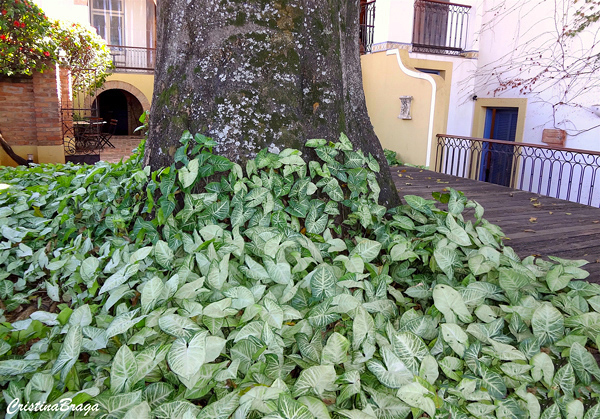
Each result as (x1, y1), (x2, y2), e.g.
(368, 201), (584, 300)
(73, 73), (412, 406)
(392, 166), (600, 282)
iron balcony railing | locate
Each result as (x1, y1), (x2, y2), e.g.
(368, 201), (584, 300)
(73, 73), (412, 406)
(108, 45), (155, 72)
(435, 135), (600, 207)
(360, 0), (376, 54)
(412, 0), (470, 55)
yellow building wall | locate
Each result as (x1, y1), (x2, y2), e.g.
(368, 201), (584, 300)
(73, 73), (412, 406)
(105, 73), (155, 108)
(0, 146), (66, 167)
(361, 50), (452, 167)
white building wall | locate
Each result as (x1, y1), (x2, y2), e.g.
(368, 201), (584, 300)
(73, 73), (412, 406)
(474, 0), (600, 151)
(35, 0), (89, 24)
(370, 0), (600, 153)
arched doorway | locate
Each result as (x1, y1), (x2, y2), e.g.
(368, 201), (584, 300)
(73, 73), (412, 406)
(94, 89), (144, 135)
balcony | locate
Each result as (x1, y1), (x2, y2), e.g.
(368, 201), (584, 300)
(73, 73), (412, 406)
(412, 0), (471, 55)
(108, 45), (155, 72)
(360, 0), (376, 54)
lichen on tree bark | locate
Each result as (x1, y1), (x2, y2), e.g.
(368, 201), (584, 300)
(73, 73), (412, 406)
(146, 0), (400, 207)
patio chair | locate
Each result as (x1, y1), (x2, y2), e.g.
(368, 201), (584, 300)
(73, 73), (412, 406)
(97, 119), (117, 149)
(76, 118), (103, 153)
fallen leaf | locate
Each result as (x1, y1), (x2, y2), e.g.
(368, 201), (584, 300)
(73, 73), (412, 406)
(401, 169), (406, 172)
(566, 213), (572, 215)
(524, 229), (536, 233)
(398, 174), (403, 177)
(530, 198), (538, 202)
(593, 220), (599, 224)
(532, 202), (542, 207)
(405, 183), (412, 185)
(549, 211), (553, 215)
(529, 217), (537, 223)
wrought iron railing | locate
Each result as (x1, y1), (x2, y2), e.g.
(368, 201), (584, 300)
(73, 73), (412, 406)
(412, 0), (470, 55)
(360, 0), (376, 54)
(108, 45), (155, 72)
(435, 135), (600, 207)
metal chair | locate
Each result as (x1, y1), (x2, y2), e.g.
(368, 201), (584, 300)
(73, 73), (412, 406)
(76, 118), (103, 153)
(97, 119), (117, 149)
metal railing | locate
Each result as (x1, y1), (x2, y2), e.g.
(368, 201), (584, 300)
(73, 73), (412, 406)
(412, 0), (470, 55)
(108, 45), (155, 72)
(435, 135), (600, 207)
(360, 0), (376, 54)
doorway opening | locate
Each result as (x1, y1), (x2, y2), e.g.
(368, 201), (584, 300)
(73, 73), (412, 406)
(93, 89), (144, 135)
(479, 107), (518, 187)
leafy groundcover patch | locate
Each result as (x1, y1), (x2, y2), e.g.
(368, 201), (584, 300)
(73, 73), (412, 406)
(0, 134), (599, 419)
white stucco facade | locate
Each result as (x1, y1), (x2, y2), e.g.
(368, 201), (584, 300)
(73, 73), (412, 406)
(370, 0), (600, 152)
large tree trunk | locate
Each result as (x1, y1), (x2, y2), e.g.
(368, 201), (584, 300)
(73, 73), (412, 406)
(145, 0), (400, 207)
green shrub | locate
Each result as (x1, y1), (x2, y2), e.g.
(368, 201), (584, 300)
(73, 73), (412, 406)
(0, 0), (112, 92)
(0, 135), (598, 418)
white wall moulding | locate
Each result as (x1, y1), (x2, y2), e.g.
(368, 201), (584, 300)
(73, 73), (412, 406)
(398, 96), (413, 119)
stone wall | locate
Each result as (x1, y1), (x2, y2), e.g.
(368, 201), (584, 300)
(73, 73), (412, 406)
(0, 63), (70, 165)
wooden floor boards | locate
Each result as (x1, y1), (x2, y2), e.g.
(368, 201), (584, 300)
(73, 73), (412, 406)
(392, 166), (600, 282)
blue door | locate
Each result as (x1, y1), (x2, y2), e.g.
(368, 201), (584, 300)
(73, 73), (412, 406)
(480, 108), (518, 187)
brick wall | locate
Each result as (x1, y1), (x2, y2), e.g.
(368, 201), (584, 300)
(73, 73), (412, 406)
(0, 63), (70, 149)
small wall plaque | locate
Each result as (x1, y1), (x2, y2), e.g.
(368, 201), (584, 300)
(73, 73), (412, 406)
(542, 129), (566, 147)
(398, 96), (413, 120)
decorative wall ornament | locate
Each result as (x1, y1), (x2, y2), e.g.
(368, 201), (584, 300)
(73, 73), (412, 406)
(398, 95), (413, 119)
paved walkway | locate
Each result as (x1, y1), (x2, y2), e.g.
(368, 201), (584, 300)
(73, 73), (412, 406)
(392, 166), (600, 282)
(99, 135), (143, 163)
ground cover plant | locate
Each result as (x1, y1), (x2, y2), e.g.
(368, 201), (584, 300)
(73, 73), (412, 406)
(0, 135), (599, 418)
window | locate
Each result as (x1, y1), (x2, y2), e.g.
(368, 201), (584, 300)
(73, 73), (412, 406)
(416, 68), (441, 76)
(91, 0), (124, 46)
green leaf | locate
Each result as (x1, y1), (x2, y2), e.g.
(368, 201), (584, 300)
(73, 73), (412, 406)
(478, 365), (507, 400)
(404, 195), (433, 215)
(530, 352), (555, 386)
(397, 381), (436, 417)
(99, 264), (139, 295)
(141, 276), (165, 314)
(293, 365), (337, 397)
(52, 324), (82, 383)
(441, 323), (469, 357)
(158, 314), (202, 339)
(197, 390), (240, 419)
(531, 303), (564, 345)
(310, 264), (337, 300)
(391, 331), (429, 374)
(154, 240), (174, 268)
(569, 342), (600, 385)
(434, 246), (460, 280)
(321, 332), (350, 365)
(80, 256), (99, 283)
(367, 346), (413, 388)
(111, 345), (138, 394)
(350, 239), (382, 263)
(552, 363), (576, 396)
(433, 284), (473, 324)
(278, 394), (314, 419)
(122, 401), (151, 419)
(167, 331), (208, 383)
(179, 158), (199, 188)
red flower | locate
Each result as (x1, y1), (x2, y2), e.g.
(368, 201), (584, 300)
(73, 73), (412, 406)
(13, 20), (19, 26)
(21, 22), (25, 28)
(1, 9), (7, 15)
(0, 35), (5, 41)
(44, 51), (50, 57)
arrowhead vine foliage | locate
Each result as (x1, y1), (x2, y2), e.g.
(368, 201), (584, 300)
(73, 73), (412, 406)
(0, 133), (599, 418)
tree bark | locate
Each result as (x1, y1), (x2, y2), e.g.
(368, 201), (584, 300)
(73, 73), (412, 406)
(145, 0), (400, 207)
